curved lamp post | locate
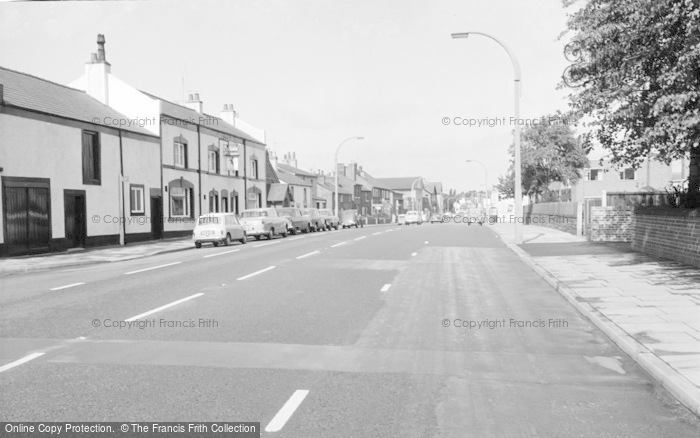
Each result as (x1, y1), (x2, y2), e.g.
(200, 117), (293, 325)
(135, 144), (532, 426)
(410, 177), (425, 212)
(452, 31), (523, 244)
(466, 159), (489, 209)
(334, 136), (364, 217)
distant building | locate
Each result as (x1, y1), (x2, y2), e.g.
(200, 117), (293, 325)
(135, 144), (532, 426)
(374, 177), (433, 214)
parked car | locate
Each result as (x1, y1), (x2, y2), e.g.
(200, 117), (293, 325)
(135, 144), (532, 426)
(275, 207), (311, 234)
(340, 210), (363, 228)
(301, 208), (327, 231)
(429, 213), (443, 223)
(405, 210), (423, 225)
(317, 209), (340, 230)
(421, 212), (429, 222)
(192, 213), (246, 248)
(397, 214), (407, 225)
(239, 208), (289, 240)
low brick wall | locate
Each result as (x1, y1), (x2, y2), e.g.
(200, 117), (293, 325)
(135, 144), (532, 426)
(589, 207), (632, 242)
(632, 207), (700, 268)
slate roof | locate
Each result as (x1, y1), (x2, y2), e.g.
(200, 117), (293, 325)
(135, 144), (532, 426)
(267, 183), (289, 202)
(425, 182), (443, 194)
(140, 91), (263, 145)
(278, 163), (317, 178)
(374, 177), (424, 190)
(277, 168), (312, 186)
(0, 66), (155, 137)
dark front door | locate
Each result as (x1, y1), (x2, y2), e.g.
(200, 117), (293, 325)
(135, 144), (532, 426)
(2, 177), (51, 255)
(64, 190), (86, 248)
(150, 196), (163, 239)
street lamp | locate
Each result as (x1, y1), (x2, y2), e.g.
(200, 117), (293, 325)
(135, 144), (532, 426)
(410, 177), (424, 212)
(452, 31), (523, 244)
(466, 159), (489, 209)
(334, 136), (364, 217)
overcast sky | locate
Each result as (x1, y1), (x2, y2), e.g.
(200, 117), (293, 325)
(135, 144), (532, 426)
(0, 0), (574, 192)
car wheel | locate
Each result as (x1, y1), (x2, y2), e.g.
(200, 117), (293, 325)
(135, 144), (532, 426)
(240, 234), (247, 244)
(282, 227), (289, 237)
(255, 235), (262, 240)
(195, 242), (202, 249)
(224, 234), (232, 246)
(213, 242), (219, 247)
(268, 229), (275, 240)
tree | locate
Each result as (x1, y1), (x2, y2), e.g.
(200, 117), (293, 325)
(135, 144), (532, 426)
(496, 115), (589, 199)
(561, 0), (700, 206)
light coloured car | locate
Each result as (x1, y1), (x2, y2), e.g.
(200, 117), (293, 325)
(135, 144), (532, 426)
(397, 214), (407, 225)
(276, 207), (311, 234)
(239, 208), (289, 240)
(405, 210), (423, 225)
(318, 209), (339, 230)
(301, 208), (327, 231)
(193, 213), (246, 248)
(429, 214), (443, 223)
(340, 210), (363, 228)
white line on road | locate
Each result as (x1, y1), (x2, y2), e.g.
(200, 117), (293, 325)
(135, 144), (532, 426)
(253, 240), (282, 248)
(287, 236), (306, 241)
(330, 241), (347, 248)
(202, 249), (240, 258)
(411, 252), (417, 257)
(0, 352), (45, 373)
(125, 262), (181, 276)
(237, 266), (276, 280)
(372, 232), (382, 235)
(49, 282), (85, 291)
(424, 241), (429, 244)
(380, 284), (392, 292)
(296, 251), (320, 260)
(354, 236), (367, 241)
(125, 293), (204, 322)
(265, 389), (309, 433)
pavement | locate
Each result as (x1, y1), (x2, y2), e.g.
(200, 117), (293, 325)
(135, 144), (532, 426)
(489, 221), (700, 418)
(1, 223), (699, 436)
(0, 237), (193, 277)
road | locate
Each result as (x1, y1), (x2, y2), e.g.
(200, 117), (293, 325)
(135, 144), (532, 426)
(1, 224), (699, 437)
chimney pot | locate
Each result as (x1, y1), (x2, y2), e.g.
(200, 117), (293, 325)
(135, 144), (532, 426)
(194, 93), (200, 100)
(188, 93), (194, 101)
(96, 34), (106, 62)
(90, 53), (98, 63)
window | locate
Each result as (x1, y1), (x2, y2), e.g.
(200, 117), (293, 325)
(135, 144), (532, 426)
(174, 141), (187, 168)
(251, 158), (259, 179)
(231, 193), (239, 214)
(130, 185), (145, 215)
(222, 196), (228, 212)
(209, 190), (219, 213)
(208, 145), (220, 173)
(619, 168), (635, 180)
(588, 169), (603, 181)
(303, 188), (308, 208)
(170, 187), (192, 217)
(82, 131), (101, 184)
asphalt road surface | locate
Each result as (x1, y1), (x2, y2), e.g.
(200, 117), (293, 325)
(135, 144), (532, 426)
(1, 224), (699, 437)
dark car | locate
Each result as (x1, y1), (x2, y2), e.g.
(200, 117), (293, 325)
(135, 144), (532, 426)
(340, 210), (363, 228)
(301, 208), (327, 231)
(318, 209), (340, 230)
(275, 207), (312, 234)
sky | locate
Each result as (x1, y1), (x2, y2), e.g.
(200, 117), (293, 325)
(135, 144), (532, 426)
(0, 0), (576, 193)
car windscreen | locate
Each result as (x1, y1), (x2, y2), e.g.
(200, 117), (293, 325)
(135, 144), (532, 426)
(241, 211), (267, 218)
(277, 209), (297, 216)
(197, 216), (221, 225)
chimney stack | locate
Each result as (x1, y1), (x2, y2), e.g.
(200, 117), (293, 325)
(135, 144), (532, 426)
(84, 34), (111, 105)
(185, 92), (203, 114)
(291, 152), (298, 168)
(220, 103), (236, 126)
(271, 151), (279, 170)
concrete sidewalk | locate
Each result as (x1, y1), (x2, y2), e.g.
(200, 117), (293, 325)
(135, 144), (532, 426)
(0, 237), (193, 277)
(488, 222), (700, 417)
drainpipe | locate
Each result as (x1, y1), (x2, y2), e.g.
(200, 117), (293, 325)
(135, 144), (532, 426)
(197, 124), (202, 216)
(118, 130), (126, 245)
(243, 139), (247, 208)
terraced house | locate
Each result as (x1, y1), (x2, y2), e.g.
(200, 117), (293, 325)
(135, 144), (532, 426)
(69, 35), (267, 239)
(0, 67), (160, 256)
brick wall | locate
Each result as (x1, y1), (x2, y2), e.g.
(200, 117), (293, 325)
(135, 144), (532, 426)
(632, 207), (700, 268)
(589, 207), (632, 242)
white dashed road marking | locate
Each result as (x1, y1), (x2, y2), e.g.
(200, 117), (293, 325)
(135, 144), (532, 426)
(237, 266), (276, 281)
(265, 390), (309, 433)
(253, 240), (281, 248)
(0, 353), (45, 373)
(380, 284), (392, 292)
(50, 282), (85, 291)
(411, 252), (417, 256)
(125, 262), (181, 276)
(125, 293), (204, 322)
(203, 249), (240, 258)
(354, 236), (367, 241)
(330, 242), (347, 248)
(296, 251), (320, 260)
